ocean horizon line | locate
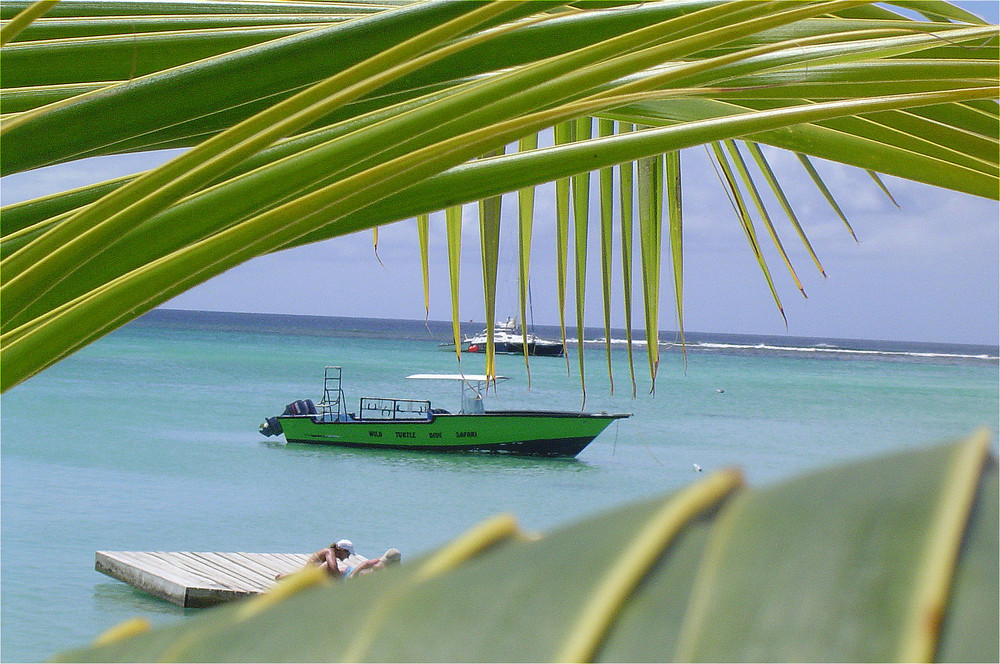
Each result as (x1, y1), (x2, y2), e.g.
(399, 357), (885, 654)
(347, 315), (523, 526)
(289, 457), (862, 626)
(136, 308), (998, 361)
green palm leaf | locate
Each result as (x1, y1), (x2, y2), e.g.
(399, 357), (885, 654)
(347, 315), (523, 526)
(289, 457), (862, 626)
(478, 148), (503, 382)
(723, 139), (805, 296)
(637, 150), (663, 391)
(572, 117), (592, 404)
(516, 133), (537, 386)
(416, 213), (430, 320)
(617, 122), (638, 398)
(1, 0), (996, 392)
(665, 149), (684, 355)
(711, 140), (788, 324)
(597, 118), (616, 394)
(553, 120), (573, 373)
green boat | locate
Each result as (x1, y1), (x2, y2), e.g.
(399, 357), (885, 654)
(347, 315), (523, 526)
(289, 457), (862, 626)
(259, 367), (629, 457)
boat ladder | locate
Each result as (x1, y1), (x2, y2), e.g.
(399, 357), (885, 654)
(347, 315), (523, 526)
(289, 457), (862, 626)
(321, 366), (347, 419)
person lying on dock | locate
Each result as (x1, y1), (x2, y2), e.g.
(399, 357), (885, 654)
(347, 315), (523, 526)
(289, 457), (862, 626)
(332, 539), (356, 576)
(275, 539), (355, 580)
(348, 548), (401, 578)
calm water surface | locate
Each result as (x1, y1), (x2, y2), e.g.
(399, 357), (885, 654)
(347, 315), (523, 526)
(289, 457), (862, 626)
(2, 311), (997, 662)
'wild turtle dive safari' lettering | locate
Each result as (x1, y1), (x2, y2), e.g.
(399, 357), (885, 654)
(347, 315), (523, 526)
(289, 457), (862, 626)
(456, 431), (477, 438)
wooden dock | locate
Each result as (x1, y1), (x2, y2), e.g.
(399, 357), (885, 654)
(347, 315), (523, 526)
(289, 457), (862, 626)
(95, 551), (366, 608)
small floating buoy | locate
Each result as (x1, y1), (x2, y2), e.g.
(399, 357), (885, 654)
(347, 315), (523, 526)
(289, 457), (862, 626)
(716, 389), (725, 393)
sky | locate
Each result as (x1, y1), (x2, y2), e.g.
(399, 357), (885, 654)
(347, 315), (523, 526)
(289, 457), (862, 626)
(2, 1), (998, 346)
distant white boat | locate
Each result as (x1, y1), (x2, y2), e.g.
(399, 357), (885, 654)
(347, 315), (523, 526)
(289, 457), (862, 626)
(462, 317), (564, 357)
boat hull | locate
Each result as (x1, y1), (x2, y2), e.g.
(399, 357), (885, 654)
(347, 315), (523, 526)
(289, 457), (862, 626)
(277, 411), (626, 457)
(466, 340), (564, 357)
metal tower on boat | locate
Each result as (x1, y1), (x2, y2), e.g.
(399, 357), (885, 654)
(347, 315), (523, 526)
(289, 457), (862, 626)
(321, 366), (346, 419)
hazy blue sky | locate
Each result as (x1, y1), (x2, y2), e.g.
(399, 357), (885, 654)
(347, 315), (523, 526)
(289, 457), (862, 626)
(2, 2), (997, 345)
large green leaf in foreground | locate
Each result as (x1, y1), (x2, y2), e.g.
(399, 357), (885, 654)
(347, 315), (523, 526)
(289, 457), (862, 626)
(58, 432), (997, 662)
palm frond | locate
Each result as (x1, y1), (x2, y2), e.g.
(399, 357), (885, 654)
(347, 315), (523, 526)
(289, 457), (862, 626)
(1, 0), (996, 392)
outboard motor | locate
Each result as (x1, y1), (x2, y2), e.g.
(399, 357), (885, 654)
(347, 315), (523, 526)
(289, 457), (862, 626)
(282, 400), (314, 416)
(265, 398), (318, 435)
(259, 416), (283, 437)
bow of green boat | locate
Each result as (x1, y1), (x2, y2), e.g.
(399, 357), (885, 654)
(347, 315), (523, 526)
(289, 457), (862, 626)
(259, 368), (630, 458)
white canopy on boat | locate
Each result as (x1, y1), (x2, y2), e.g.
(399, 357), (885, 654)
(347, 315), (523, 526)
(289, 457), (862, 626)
(406, 374), (508, 382)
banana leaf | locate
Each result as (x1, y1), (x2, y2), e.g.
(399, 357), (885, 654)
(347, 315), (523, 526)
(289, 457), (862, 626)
(56, 432), (998, 662)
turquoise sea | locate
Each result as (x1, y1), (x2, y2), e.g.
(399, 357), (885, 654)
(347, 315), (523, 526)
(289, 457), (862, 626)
(1, 309), (997, 662)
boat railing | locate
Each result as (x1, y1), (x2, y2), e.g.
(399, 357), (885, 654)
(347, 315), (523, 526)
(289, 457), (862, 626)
(359, 397), (432, 420)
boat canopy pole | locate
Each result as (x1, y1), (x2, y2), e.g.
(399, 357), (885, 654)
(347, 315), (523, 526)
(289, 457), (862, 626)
(406, 374), (508, 382)
(406, 374), (510, 414)
(528, 281), (535, 333)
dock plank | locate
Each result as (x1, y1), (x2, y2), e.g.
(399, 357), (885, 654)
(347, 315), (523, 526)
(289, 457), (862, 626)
(223, 553), (301, 580)
(140, 551), (227, 585)
(195, 552), (274, 590)
(272, 552), (310, 568)
(211, 552), (276, 584)
(105, 551), (215, 589)
(174, 552), (261, 590)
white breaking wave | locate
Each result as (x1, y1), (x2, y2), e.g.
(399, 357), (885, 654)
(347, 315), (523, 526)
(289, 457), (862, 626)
(687, 342), (997, 361)
(569, 337), (998, 361)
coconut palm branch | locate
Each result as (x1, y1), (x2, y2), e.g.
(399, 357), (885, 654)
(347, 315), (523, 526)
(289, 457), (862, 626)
(0, 0), (997, 392)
